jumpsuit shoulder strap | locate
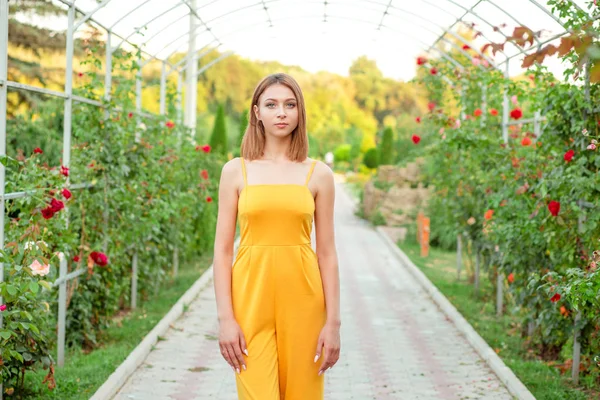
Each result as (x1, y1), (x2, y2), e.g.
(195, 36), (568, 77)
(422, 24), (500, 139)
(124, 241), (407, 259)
(240, 157), (248, 186)
(305, 160), (317, 186)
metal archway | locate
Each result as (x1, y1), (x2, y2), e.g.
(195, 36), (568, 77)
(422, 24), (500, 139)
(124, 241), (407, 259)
(0, 5), (594, 390)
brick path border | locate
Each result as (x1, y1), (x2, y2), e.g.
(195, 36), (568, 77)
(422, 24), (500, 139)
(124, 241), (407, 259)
(376, 227), (536, 400)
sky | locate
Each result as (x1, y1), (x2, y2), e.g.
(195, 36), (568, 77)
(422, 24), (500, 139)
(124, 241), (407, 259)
(19, 0), (593, 81)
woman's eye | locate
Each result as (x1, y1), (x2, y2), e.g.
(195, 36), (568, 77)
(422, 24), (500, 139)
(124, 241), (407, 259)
(266, 103), (275, 107)
(287, 103), (296, 108)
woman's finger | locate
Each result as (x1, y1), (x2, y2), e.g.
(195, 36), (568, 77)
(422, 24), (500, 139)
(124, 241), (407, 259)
(314, 336), (324, 364)
(233, 341), (247, 372)
(239, 333), (249, 357)
(226, 343), (242, 374)
(220, 344), (233, 368)
(318, 348), (330, 375)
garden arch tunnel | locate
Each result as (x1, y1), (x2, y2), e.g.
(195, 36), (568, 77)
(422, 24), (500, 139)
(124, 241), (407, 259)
(0, 1), (596, 397)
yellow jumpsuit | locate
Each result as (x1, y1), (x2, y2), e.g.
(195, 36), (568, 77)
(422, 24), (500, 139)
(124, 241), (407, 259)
(231, 157), (326, 400)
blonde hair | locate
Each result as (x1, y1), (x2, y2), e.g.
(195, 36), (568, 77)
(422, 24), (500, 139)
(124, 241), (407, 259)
(240, 73), (308, 161)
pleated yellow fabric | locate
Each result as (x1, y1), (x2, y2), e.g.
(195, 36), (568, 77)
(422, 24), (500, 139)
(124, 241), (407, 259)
(231, 157), (326, 400)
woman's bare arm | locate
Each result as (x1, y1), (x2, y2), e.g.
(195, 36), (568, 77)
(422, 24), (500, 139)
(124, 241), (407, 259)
(312, 161), (341, 375)
(213, 158), (247, 374)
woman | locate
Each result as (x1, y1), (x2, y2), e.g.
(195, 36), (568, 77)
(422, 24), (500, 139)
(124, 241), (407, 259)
(212, 73), (341, 399)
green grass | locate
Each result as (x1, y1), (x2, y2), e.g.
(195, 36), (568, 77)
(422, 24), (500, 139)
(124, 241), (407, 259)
(19, 254), (212, 400)
(398, 238), (597, 400)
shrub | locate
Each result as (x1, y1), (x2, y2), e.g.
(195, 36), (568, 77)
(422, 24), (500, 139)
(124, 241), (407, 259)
(363, 148), (379, 169)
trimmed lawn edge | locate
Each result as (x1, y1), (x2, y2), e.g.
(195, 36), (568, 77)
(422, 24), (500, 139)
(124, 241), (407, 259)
(376, 226), (535, 400)
(89, 236), (240, 400)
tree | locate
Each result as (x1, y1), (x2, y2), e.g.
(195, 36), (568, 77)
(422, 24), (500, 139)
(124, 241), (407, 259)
(379, 127), (395, 165)
(363, 148), (379, 169)
(209, 104), (228, 156)
(233, 108), (248, 157)
(7, 0), (101, 113)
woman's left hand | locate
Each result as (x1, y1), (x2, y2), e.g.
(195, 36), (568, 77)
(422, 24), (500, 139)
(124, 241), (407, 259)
(314, 322), (341, 376)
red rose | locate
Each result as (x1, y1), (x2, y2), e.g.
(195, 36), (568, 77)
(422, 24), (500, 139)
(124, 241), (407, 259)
(78, 72), (83, 77)
(415, 116), (421, 123)
(417, 56), (427, 66)
(489, 109), (499, 116)
(484, 209), (493, 220)
(33, 147), (43, 154)
(507, 273), (514, 284)
(510, 108), (523, 120)
(427, 102), (436, 112)
(206, 196), (213, 203)
(548, 200), (560, 216)
(60, 165), (69, 177)
(430, 68), (438, 75)
(166, 121), (175, 129)
(550, 293), (561, 303)
(463, 44), (470, 50)
(41, 207), (55, 220)
(201, 169), (209, 180)
(201, 145), (211, 153)
(473, 108), (482, 117)
(62, 188), (72, 200)
(90, 251), (108, 266)
(73, 255), (80, 262)
(50, 198), (65, 213)
(412, 135), (421, 144)
(0, 304), (6, 312)
(563, 149), (575, 162)
(128, 112), (133, 118)
(521, 137), (532, 146)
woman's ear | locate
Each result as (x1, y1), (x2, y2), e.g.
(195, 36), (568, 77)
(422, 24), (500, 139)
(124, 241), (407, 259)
(253, 104), (260, 122)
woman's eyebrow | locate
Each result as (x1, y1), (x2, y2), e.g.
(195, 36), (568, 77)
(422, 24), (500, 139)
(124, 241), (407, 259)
(264, 98), (297, 102)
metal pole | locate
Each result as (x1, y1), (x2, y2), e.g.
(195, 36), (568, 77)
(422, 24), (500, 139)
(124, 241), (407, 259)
(136, 55), (142, 112)
(184, 0), (198, 136)
(456, 234), (462, 280)
(481, 83), (487, 127)
(502, 60), (510, 144)
(105, 31), (112, 106)
(0, 1), (9, 397)
(160, 61), (167, 115)
(173, 247), (179, 278)
(57, 253), (67, 367)
(474, 247), (480, 295)
(63, 3), (75, 169)
(572, 311), (581, 384)
(131, 251), (138, 310)
(496, 272), (503, 316)
(533, 111), (541, 137)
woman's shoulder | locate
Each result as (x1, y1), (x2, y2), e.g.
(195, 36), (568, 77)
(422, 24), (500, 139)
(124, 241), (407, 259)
(305, 158), (333, 183)
(220, 157), (243, 178)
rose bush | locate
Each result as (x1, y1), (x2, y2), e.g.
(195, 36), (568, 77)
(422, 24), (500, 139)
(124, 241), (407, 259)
(1, 45), (221, 394)
(413, 0), (600, 387)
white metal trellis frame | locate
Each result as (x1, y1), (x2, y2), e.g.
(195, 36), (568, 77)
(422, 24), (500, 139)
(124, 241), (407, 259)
(0, 0), (595, 396)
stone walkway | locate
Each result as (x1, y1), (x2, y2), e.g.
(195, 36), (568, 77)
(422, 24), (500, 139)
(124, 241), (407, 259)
(114, 183), (515, 400)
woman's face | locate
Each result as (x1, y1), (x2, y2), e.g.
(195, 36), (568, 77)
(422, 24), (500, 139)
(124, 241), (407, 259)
(254, 83), (299, 139)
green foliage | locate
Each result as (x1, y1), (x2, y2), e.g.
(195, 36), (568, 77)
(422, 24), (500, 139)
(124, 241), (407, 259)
(369, 210), (387, 226)
(233, 108), (248, 158)
(209, 104), (228, 156)
(333, 144), (351, 163)
(379, 127), (395, 165)
(363, 148), (379, 169)
(1, 44), (219, 396)
(414, 2), (600, 388)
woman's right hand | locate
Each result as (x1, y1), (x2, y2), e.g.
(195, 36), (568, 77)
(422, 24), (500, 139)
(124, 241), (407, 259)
(218, 317), (248, 374)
